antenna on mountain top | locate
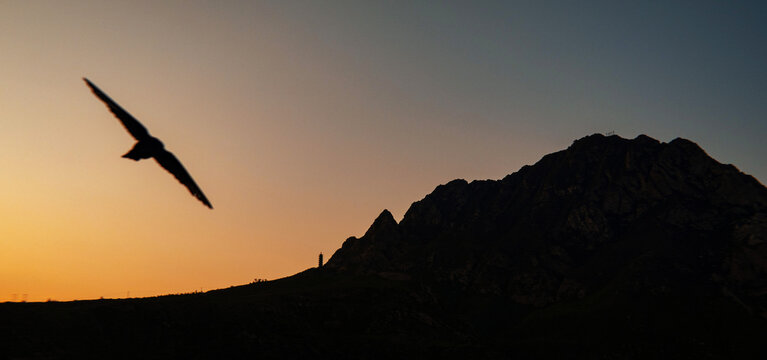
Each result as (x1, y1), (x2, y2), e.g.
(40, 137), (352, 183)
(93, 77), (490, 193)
(319, 253), (323, 268)
(605, 131), (615, 136)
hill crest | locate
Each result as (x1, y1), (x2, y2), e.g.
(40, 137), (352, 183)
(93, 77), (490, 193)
(327, 133), (767, 313)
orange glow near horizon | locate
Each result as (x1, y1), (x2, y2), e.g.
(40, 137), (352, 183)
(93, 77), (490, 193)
(0, 89), (548, 301)
(0, 56), (549, 302)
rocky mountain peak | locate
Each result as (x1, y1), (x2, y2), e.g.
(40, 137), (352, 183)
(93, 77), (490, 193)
(363, 209), (398, 238)
(327, 133), (767, 316)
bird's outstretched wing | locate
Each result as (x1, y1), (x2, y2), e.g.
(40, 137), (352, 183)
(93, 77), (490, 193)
(83, 78), (150, 141)
(154, 149), (213, 209)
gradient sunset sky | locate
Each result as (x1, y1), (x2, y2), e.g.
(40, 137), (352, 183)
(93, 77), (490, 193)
(2, 1), (765, 301)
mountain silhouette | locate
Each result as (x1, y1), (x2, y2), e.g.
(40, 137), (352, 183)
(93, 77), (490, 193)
(328, 134), (767, 307)
(2, 134), (765, 359)
(84, 78), (213, 209)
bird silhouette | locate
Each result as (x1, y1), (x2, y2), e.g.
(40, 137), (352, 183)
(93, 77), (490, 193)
(84, 78), (213, 209)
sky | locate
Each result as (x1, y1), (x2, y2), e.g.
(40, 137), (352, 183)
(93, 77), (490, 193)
(1, 1), (765, 301)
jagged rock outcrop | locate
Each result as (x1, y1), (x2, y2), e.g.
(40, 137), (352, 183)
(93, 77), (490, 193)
(327, 134), (767, 313)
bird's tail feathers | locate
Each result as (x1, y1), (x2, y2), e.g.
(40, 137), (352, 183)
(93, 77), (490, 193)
(122, 147), (144, 161)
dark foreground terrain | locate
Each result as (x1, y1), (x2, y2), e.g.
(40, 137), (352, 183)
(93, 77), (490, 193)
(2, 134), (766, 359)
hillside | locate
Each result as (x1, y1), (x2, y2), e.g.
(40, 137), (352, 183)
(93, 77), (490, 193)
(329, 134), (767, 312)
(2, 134), (766, 359)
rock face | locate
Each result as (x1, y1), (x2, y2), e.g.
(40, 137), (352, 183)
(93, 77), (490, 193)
(328, 134), (767, 315)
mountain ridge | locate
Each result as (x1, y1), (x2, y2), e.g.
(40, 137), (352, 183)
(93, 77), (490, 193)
(327, 133), (767, 313)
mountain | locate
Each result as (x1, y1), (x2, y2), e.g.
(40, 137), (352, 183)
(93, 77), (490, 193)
(328, 134), (767, 306)
(325, 133), (767, 356)
(2, 134), (766, 359)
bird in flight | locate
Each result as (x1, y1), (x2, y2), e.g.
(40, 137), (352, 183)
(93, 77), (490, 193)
(83, 78), (213, 209)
